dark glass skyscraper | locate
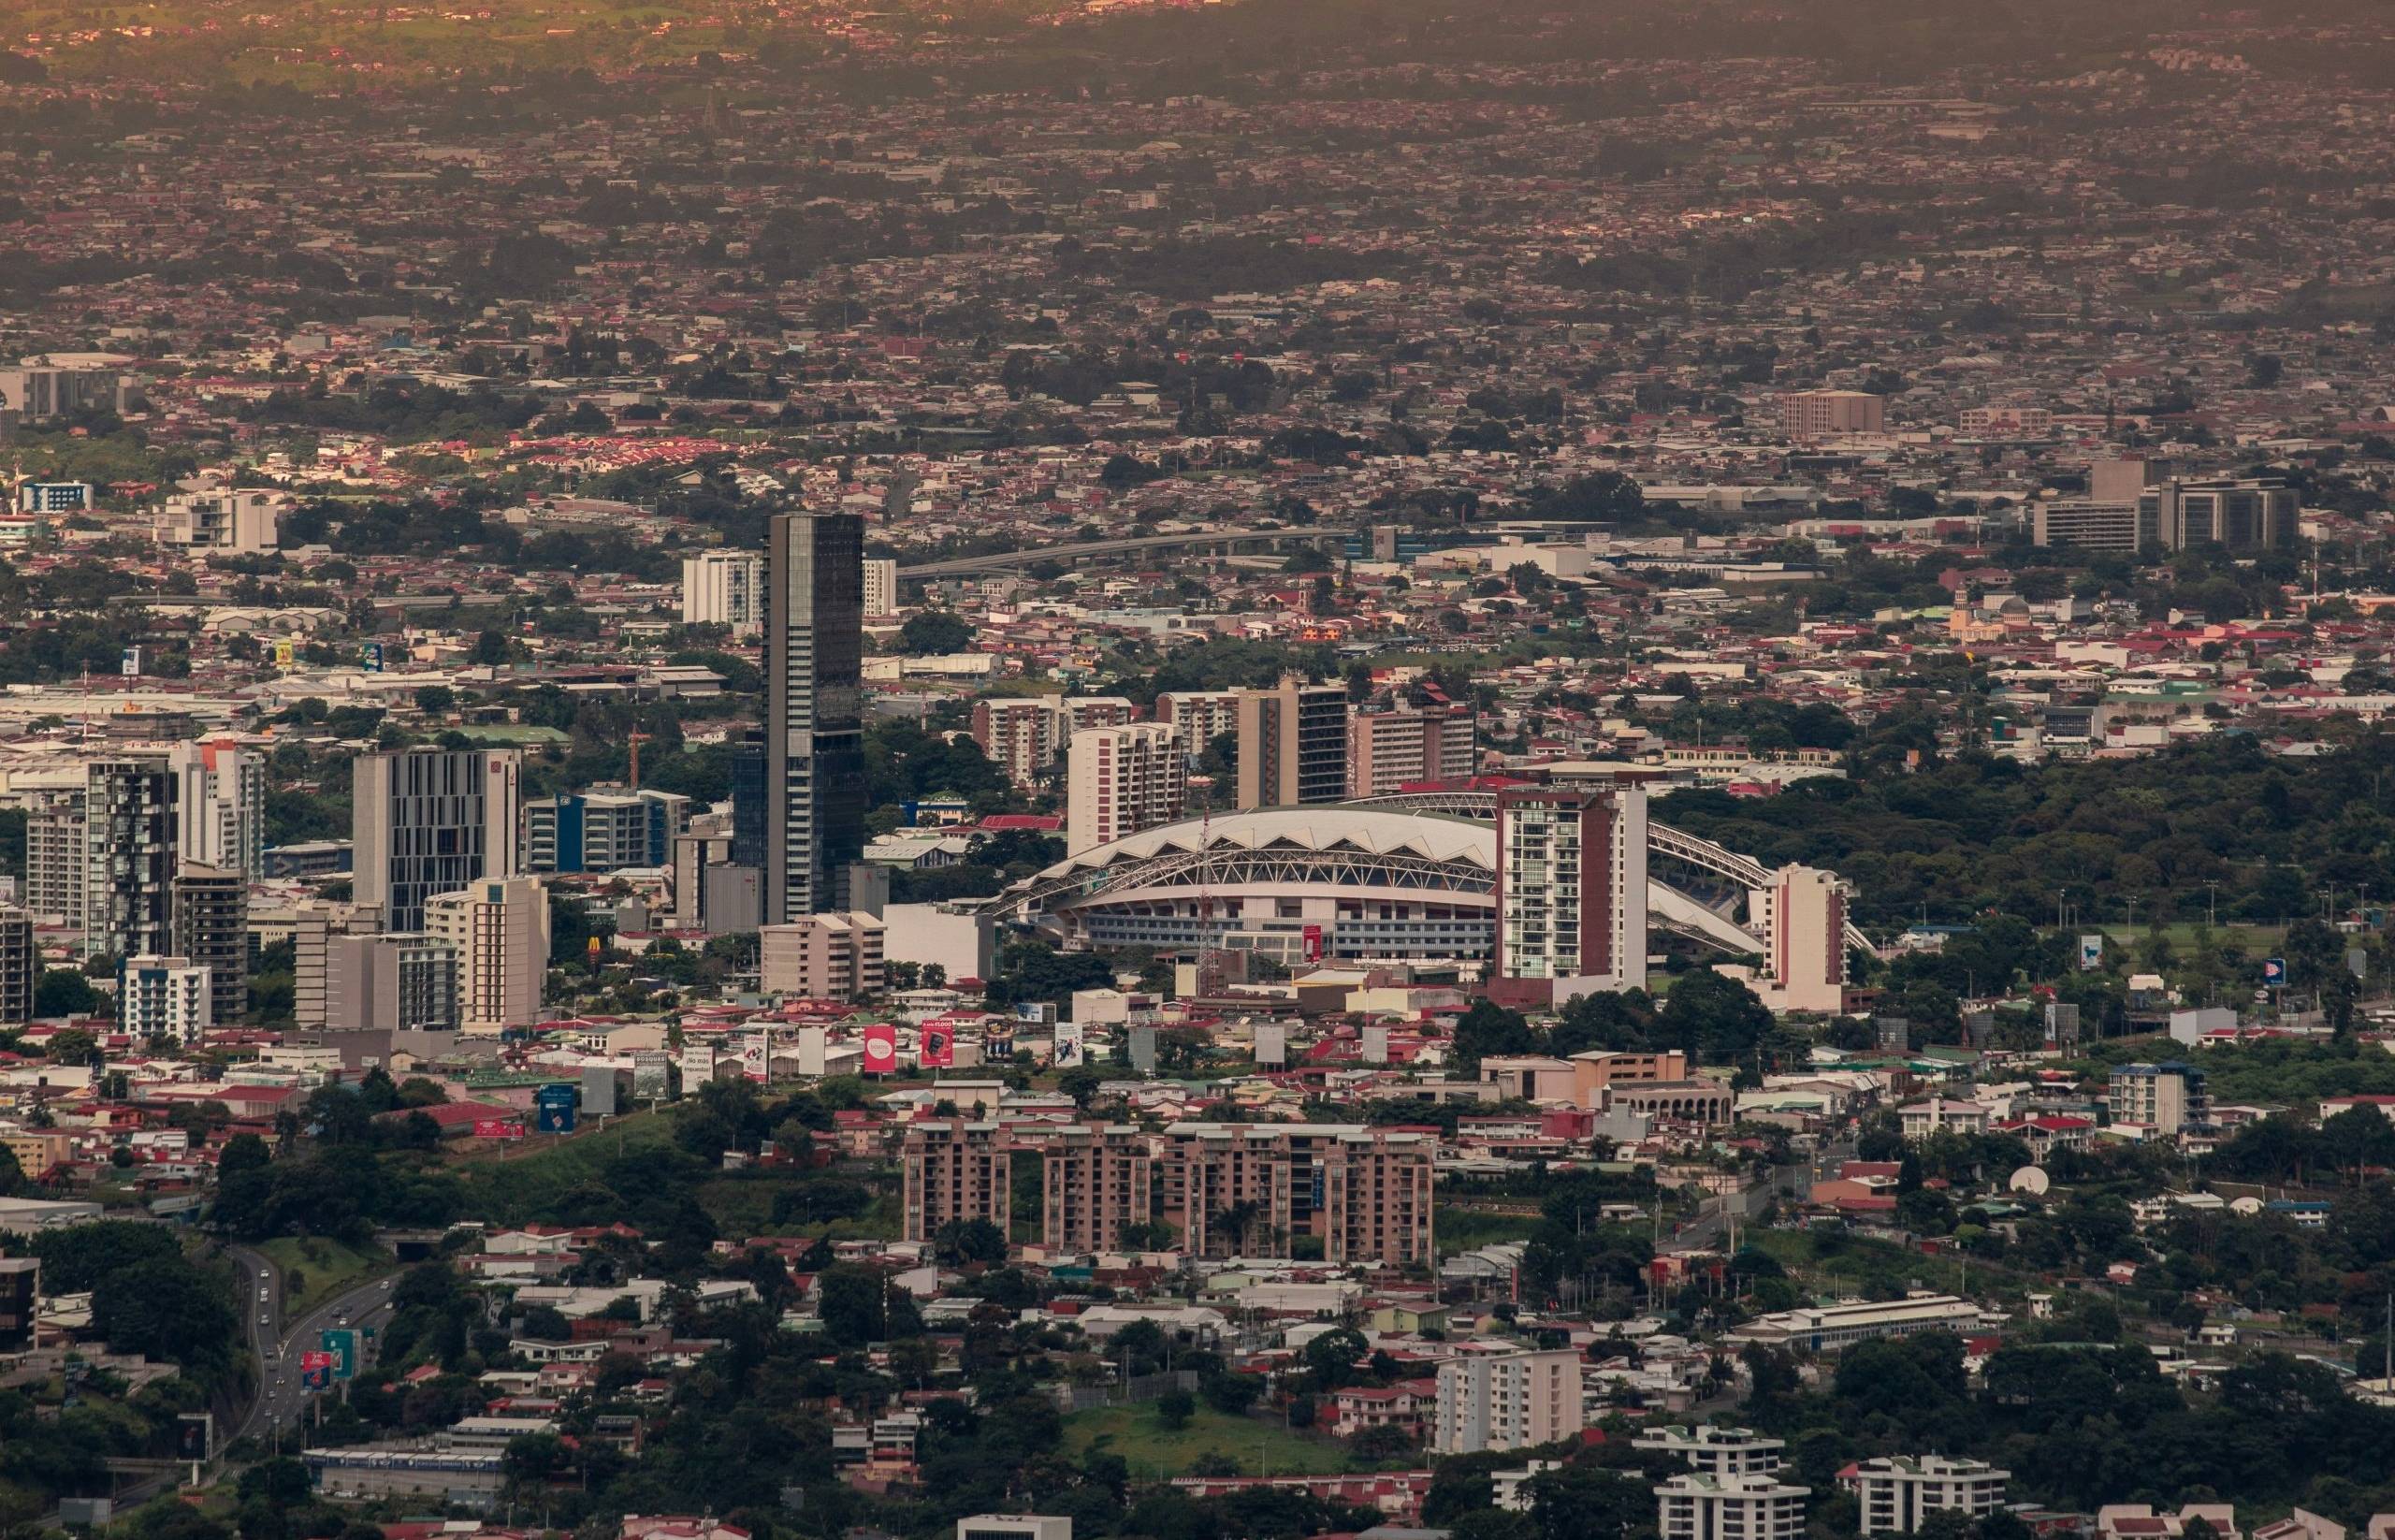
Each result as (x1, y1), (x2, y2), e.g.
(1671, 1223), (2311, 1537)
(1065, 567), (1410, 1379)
(730, 729), (767, 870)
(765, 511), (866, 922)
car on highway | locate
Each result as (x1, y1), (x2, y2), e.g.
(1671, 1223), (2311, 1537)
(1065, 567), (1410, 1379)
(259, 1286), (270, 1300)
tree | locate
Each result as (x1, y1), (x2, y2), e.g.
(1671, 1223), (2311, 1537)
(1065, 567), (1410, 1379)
(1304, 1326), (1370, 1389)
(897, 610), (974, 655)
(93, 1257), (238, 1370)
(33, 969), (100, 1019)
(933, 1217), (1008, 1266)
(1156, 1388), (1196, 1430)
(32, 1218), (181, 1292)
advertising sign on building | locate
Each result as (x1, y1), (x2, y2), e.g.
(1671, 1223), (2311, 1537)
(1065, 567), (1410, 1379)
(862, 1022), (898, 1075)
(2078, 934), (2104, 970)
(920, 1021), (955, 1068)
(1052, 1021), (1085, 1068)
(631, 1050), (673, 1099)
(472, 1119), (526, 1140)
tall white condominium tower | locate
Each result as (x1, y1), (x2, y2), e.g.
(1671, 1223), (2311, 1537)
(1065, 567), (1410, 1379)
(1067, 724), (1185, 855)
(1490, 777), (1651, 1009)
(352, 747), (523, 934)
(427, 876), (551, 1034)
(1748, 864), (1852, 1013)
(864, 557), (899, 618)
(765, 511), (866, 922)
(172, 738), (266, 879)
(681, 549), (767, 636)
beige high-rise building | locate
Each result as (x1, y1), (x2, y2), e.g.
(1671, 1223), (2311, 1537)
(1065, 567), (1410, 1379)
(172, 739), (266, 879)
(1041, 1125), (1154, 1253)
(1778, 390), (1884, 440)
(1067, 723), (1184, 855)
(426, 875), (549, 1034)
(1156, 690), (1241, 765)
(1747, 864), (1851, 1014)
(901, 1120), (1011, 1243)
(1432, 1349), (1585, 1454)
(1492, 779), (1651, 1008)
(758, 911), (885, 1000)
(1323, 1129), (1435, 1265)
(970, 696), (1136, 789)
(1346, 701), (1473, 797)
(26, 794), (84, 931)
(681, 549), (766, 635)
(864, 557), (899, 618)
(1234, 676), (1348, 809)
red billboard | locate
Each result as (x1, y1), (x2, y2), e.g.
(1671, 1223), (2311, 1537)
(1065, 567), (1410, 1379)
(472, 1120), (527, 1140)
(861, 1022), (897, 1075)
(919, 1022), (954, 1068)
(1302, 924), (1323, 963)
(300, 1350), (335, 1388)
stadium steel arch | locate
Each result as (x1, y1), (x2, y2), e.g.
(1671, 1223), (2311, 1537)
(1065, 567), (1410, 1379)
(1343, 785), (1872, 955)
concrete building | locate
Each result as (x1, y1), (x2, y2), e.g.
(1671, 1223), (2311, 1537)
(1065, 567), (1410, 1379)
(1346, 699), (1474, 798)
(1843, 1455), (2009, 1535)
(765, 511), (867, 921)
(118, 954), (211, 1043)
(1958, 405), (2053, 438)
(84, 756), (176, 960)
(681, 549), (766, 636)
(883, 901), (997, 984)
(157, 488), (283, 554)
(1490, 779), (1650, 1008)
(326, 932), (459, 1032)
(354, 747), (522, 934)
(1236, 676), (1349, 809)
(1067, 723), (1185, 855)
(972, 696), (1137, 789)
(1779, 390), (1884, 440)
(1658, 1472), (1810, 1540)
(1156, 690), (1241, 766)
(0, 1257), (35, 1351)
(2110, 1061), (2210, 1134)
(758, 912), (885, 1000)
(901, 1120), (1011, 1243)
(426, 876), (549, 1034)
(1040, 1125), (1154, 1253)
(2031, 499), (2148, 554)
(1323, 1129), (1435, 1266)
(525, 788), (689, 874)
(0, 906), (35, 1024)
(172, 739), (266, 878)
(289, 900), (379, 1030)
(957, 1518), (1069, 1540)
(1747, 864), (1851, 1013)
(0, 365), (124, 422)
(26, 794), (84, 931)
(170, 863), (248, 1027)
(864, 556), (899, 618)
(1635, 1425), (1785, 1476)
(2144, 477), (2299, 552)
(1431, 1349), (1584, 1455)
(1727, 1294), (1984, 1353)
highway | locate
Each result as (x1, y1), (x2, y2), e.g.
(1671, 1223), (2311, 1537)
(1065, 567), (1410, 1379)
(226, 1243), (399, 1450)
(1663, 1136), (1857, 1257)
(899, 526), (1343, 579)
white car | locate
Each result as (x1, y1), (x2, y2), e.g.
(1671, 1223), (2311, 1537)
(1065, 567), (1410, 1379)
(258, 1286), (270, 1300)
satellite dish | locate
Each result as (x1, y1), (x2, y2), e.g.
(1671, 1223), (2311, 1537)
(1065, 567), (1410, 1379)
(2008, 1166), (2051, 1196)
(2230, 1196), (2265, 1216)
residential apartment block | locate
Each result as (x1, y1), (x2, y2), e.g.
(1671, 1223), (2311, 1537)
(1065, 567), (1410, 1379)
(902, 1120), (1012, 1243)
(1431, 1349), (1584, 1455)
(1040, 1125), (1154, 1253)
(1067, 723), (1184, 855)
(759, 912), (886, 1000)
(1843, 1455), (2010, 1535)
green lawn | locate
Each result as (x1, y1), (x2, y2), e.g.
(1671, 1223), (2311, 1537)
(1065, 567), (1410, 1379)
(446, 1107), (675, 1223)
(1437, 1205), (1542, 1254)
(1063, 1403), (1359, 1479)
(258, 1235), (385, 1316)
(1748, 1227), (2039, 1305)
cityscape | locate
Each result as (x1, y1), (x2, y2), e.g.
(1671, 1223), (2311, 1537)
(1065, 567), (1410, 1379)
(6, 5), (2395, 1540)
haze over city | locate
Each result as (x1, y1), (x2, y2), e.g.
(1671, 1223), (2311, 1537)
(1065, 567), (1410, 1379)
(3, 7), (2395, 1540)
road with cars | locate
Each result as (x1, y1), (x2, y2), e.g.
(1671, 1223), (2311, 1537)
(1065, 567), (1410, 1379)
(224, 1244), (399, 1448)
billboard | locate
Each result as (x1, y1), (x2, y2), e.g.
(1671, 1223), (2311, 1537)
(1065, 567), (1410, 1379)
(1302, 923), (1323, 964)
(320, 1328), (359, 1381)
(679, 1043), (717, 1083)
(583, 1065), (618, 1117)
(175, 1413), (211, 1462)
(2078, 934), (2104, 971)
(362, 641), (385, 672)
(472, 1119), (526, 1140)
(735, 1031), (769, 1083)
(1361, 1024), (1389, 1065)
(120, 647), (140, 677)
(1253, 1022), (1286, 1067)
(534, 1083), (577, 1135)
(631, 1049), (673, 1099)
(299, 1349), (335, 1389)
(919, 1021), (954, 1069)
(2264, 956), (2286, 987)
(861, 1022), (897, 1075)
(273, 637), (296, 668)
(1128, 1024), (1157, 1074)
(796, 1024), (827, 1077)
(1052, 1021), (1085, 1068)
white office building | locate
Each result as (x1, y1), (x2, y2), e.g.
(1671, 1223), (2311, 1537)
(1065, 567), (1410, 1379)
(682, 549), (767, 636)
(1634, 1424), (1786, 1476)
(1844, 1456), (2009, 1535)
(118, 955), (212, 1043)
(1658, 1472), (1809, 1540)
(864, 557), (899, 618)
(172, 739), (267, 879)
(1431, 1349), (1584, 1455)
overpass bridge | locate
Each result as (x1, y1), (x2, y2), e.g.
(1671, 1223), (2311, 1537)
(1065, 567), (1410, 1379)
(899, 527), (1345, 581)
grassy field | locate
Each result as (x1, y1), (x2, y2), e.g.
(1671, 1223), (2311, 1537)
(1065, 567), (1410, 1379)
(445, 1107), (675, 1223)
(1063, 1403), (1360, 1480)
(1747, 1227), (2039, 1306)
(259, 1235), (385, 1316)
(1437, 1205), (1542, 1254)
